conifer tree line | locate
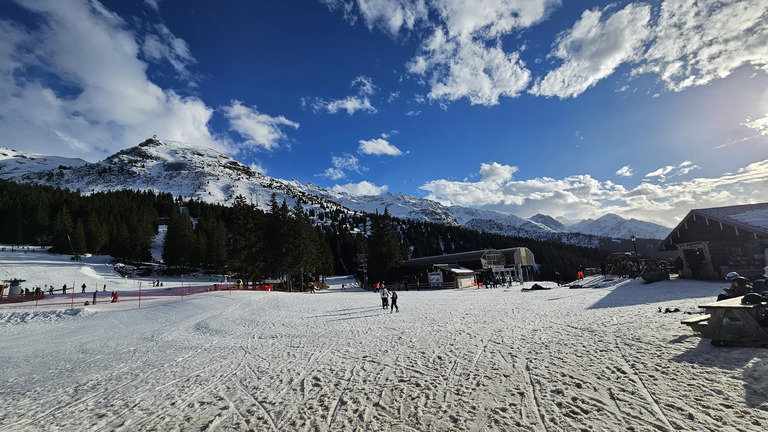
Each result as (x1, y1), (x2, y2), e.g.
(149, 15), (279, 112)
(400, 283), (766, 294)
(0, 179), (606, 285)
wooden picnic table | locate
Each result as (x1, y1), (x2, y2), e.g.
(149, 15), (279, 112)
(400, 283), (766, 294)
(681, 296), (768, 347)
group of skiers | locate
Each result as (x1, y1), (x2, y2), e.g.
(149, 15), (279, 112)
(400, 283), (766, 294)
(377, 283), (399, 313)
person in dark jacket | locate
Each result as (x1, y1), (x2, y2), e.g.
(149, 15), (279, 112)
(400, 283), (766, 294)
(717, 272), (753, 301)
(390, 290), (399, 313)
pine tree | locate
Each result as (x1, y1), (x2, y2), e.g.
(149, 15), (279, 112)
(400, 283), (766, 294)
(52, 205), (74, 254)
(163, 210), (197, 269)
(70, 220), (87, 254)
(367, 209), (406, 282)
(228, 195), (263, 281)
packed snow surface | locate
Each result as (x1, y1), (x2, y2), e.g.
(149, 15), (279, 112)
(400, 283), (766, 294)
(1, 248), (767, 431)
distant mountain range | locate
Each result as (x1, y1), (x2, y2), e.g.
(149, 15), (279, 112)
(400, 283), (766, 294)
(0, 139), (672, 248)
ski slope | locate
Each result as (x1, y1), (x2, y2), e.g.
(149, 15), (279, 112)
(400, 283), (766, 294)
(1, 249), (767, 431)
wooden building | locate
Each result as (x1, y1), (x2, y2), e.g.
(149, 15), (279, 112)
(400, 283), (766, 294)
(658, 203), (768, 279)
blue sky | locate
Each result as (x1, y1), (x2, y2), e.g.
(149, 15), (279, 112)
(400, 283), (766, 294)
(1, 0), (767, 226)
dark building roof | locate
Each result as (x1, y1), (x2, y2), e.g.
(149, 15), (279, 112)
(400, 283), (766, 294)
(659, 202), (768, 251)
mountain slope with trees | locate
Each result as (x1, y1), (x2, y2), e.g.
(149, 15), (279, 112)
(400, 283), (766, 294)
(0, 179), (613, 286)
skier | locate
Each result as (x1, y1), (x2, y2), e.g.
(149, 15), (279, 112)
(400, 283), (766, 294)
(62, 284), (67, 294)
(390, 290), (399, 313)
(380, 285), (389, 310)
(92, 289), (98, 305)
(81, 283), (87, 293)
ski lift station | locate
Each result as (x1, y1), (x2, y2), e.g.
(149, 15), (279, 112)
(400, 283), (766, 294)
(401, 247), (536, 289)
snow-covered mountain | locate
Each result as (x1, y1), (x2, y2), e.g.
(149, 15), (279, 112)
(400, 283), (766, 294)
(0, 139), (671, 242)
(567, 214), (671, 240)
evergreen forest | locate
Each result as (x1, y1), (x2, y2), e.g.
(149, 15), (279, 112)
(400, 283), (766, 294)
(0, 179), (608, 288)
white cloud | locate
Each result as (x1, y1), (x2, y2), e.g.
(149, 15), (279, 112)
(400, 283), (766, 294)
(306, 76), (378, 115)
(409, 33), (531, 105)
(324, 96), (377, 115)
(432, 0), (560, 40)
(744, 114), (768, 135)
(333, 1), (768, 106)
(321, 0), (429, 37)
(332, 180), (389, 195)
(531, 4), (651, 98)
(358, 138), (403, 156)
(0, 0), (252, 161)
(420, 159), (766, 226)
(645, 165), (676, 180)
(402, 1), (556, 106)
(319, 154), (366, 179)
(615, 165), (634, 177)
(322, 167), (346, 180)
(637, 0), (768, 92)
(222, 101), (299, 151)
(332, 154), (364, 172)
(479, 162), (517, 184)
(145, 0), (161, 12)
(141, 23), (196, 83)
(249, 161), (267, 175)
(644, 160), (700, 182)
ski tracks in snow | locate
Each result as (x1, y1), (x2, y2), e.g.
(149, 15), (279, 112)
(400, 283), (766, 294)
(3, 284), (768, 431)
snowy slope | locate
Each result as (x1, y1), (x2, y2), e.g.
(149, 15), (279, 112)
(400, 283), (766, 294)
(3, 139), (346, 214)
(0, 140), (671, 241)
(0, 148), (88, 178)
(0, 248), (764, 431)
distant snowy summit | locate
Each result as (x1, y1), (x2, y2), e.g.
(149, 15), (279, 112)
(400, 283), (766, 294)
(0, 139), (670, 241)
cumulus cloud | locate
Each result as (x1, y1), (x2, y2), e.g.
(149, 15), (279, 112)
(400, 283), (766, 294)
(222, 101), (299, 151)
(479, 162), (517, 184)
(615, 165), (634, 177)
(433, 0), (561, 40)
(420, 159), (763, 226)
(332, 180), (389, 195)
(0, 0), (287, 161)
(531, 3), (651, 98)
(410, 35), (531, 105)
(305, 76), (378, 115)
(358, 138), (403, 156)
(637, 0), (768, 92)
(331, 0), (768, 106)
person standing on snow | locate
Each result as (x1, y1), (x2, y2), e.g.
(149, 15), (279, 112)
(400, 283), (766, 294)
(81, 283), (87, 293)
(380, 285), (389, 310)
(92, 289), (98, 304)
(390, 290), (399, 313)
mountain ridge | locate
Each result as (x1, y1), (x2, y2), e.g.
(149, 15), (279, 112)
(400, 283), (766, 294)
(0, 139), (671, 243)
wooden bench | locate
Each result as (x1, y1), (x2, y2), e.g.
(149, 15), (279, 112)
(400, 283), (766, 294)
(682, 296), (768, 347)
(681, 314), (710, 335)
